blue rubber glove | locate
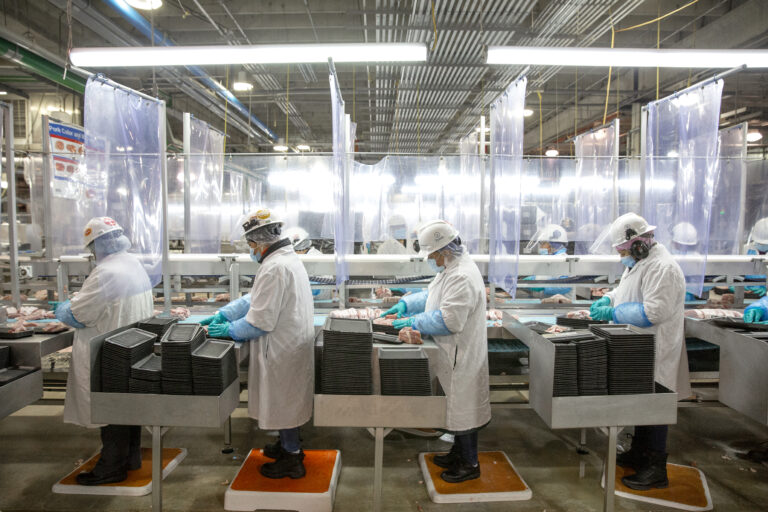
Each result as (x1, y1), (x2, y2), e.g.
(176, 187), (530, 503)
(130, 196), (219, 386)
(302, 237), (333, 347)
(200, 312), (227, 326)
(590, 296), (611, 317)
(392, 317), (414, 329)
(744, 308), (764, 323)
(48, 301), (62, 312)
(381, 301), (407, 318)
(207, 322), (231, 338)
(55, 300), (86, 329)
(591, 306), (614, 322)
(746, 286), (767, 297)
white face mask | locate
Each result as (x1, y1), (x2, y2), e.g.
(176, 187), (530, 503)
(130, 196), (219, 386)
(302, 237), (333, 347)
(427, 258), (445, 273)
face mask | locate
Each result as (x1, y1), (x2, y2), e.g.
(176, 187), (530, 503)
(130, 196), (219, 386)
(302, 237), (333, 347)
(756, 243), (768, 253)
(538, 248), (549, 255)
(249, 247), (262, 263)
(427, 258), (445, 273)
(621, 255), (636, 268)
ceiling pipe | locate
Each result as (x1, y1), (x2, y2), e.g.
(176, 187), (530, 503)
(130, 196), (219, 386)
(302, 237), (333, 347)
(0, 36), (87, 94)
(102, 0), (276, 142)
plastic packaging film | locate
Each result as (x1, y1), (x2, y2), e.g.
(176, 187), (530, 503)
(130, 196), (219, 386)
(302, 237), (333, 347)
(643, 80), (724, 297)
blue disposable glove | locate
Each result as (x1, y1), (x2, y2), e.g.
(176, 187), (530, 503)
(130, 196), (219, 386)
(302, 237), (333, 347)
(744, 308), (764, 323)
(381, 301), (407, 318)
(591, 306), (615, 322)
(392, 317), (414, 329)
(200, 312), (228, 326)
(48, 301), (62, 312)
(207, 322), (231, 338)
(590, 296), (611, 317)
(746, 286), (767, 297)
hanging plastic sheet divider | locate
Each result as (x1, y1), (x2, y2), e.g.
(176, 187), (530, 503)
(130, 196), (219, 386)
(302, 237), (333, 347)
(572, 119), (619, 255)
(83, 75), (170, 312)
(641, 76), (726, 297)
(489, 76), (527, 297)
(709, 123), (747, 254)
(183, 114), (225, 253)
(454, 124), (483, 253)
(1, 102), (22, 307)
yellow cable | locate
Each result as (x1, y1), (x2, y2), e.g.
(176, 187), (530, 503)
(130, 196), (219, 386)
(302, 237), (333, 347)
(430, 1), (438, 51)
(602, 23), (615, 125)
(616, 0), (700, 32)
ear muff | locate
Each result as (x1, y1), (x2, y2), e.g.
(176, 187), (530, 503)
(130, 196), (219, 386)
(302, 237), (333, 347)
(630, 239), (650, 261)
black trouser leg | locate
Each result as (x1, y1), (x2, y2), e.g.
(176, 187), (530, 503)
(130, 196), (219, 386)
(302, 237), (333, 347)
(128, 426), (142, 470)
(456, 431), (479, 466)
(94, 425), (131, 475)
(633, 425), (667, 454)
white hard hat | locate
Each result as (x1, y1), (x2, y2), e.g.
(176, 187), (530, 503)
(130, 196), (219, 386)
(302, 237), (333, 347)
(750, 217), (768, 245)
(241, 208), (283, 239)
(671, 221), (698, 246)
(283, 226), (311, 251)
(609, 212), (656, 248)
(83, 217), (123, 248)
(417, 220), (459, 256)
(525, 223), (568, 252)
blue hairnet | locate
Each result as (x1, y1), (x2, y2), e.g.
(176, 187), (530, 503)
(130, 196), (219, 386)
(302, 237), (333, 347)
(439, 237), (465, 257)
(90, 230), (131, 261)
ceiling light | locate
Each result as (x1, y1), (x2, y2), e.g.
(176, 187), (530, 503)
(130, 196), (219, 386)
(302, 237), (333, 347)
(474, 127), (491, 133)
(296, 144), (311, 151)
(125, 0), (162, 10)
(233, 71), (253, 92)
(273, 145), (289, 152)
(0, 91), (7, 95)
(747, 131), (763, 143)
(487, 46), (768, 68)
(70, 43), (428, 67)
(523, 108), (534, 117)
(545, 148), (559, 157)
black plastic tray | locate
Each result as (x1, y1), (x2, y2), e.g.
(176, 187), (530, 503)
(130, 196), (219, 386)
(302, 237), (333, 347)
(0, 327), (34, 339)
(711, 317), (768, 331)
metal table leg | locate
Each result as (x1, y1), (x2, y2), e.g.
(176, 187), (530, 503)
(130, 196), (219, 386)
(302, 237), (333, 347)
(603, 426), (618, 512)
(222, 416), (233, 454)
(373, 427), (384, 512)
(152, 425), (163, 512)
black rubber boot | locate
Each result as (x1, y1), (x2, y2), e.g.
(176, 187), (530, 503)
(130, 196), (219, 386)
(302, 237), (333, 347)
(76, 457), (128, 486)
(433, 443), (462, 469)
(263, 437), (283, 459)
(260, 450), (306, 479)
(616, 447), (646, 470)
(440, 457), (481, 484)
(77, 425), (131, 485)
(622, 452), (669, 491)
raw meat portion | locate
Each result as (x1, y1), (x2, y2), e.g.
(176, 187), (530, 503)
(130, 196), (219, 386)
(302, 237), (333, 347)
(566, 310), (592, 320)
(684, 309), (743, 319)
(542, 294), (572, 304)
(382, 296), (400, 304)
(329, 307), (384, 320)
(591, 287), (610, 297)
(25, 322), (69, 333)
(385, 314), (398, 320)
(8, 321), (32, 333)
(7, 307), (58, 322)
(215, 293), (230, 302)
(486, 310), (503, 321)
(373, 317), (395, 326)
(2, 294), (28, 302)
(34, 290), (58, 301)
(170, 307), (191, 319)
(398, 327), (423, 345)
(348, 297), (364, 303)
(546, 325), (568, 334)
(375, 287), (393, 299)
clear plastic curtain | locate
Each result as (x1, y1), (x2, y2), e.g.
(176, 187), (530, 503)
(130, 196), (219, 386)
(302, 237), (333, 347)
(187, 117), (224, 253)
(573, 119), (618, 254)
(449, 131), (483, 253)
(330, 72), (352, 286)
(708, 124), (747, 255)
(223, 170), (245, 243)
(521, 157), (576, 250)
(745, 158), (768, 249)
(84, 77), (165, 285)
(643, 79), (724, 296)
(166, 156), (184, 241)
(489, 76), (526, 296)
(351, 158), (388, 247)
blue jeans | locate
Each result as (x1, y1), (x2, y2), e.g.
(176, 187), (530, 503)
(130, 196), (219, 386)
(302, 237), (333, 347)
(279, 427), (301, 453)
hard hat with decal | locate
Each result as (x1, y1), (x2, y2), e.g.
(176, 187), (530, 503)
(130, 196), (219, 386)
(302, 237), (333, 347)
(83, 217), (123, 248)
(609, 212), (656, 249)
(417, 220), (459, 257)
(242, 208), (283, 239)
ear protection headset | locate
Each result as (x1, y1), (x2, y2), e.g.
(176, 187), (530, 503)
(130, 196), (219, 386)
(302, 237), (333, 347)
(624, 228), (652, 261)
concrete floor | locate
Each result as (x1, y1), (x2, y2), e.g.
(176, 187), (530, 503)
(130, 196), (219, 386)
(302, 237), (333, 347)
(1, 402), (767, 511)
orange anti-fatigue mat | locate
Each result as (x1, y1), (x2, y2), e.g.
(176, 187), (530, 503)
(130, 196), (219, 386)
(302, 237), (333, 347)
(612, 463), (712, 511)
(419, 451), (532, 503)
(230, 449), (337, 493)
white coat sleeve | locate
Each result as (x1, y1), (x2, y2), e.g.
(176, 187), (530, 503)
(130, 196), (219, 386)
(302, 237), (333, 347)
(245, 267), (286, 332)
(438, 274), (474, 334)
(69, 271), (106, 327)
(639, 264), (683, 325)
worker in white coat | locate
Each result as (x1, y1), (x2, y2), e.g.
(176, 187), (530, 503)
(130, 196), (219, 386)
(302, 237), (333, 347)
(589, 212), (691, 491)
(54, 217), (153, 485)
(204, 209), (314, 479)
(376, 214), (411, 255)
(382, 220), (491, 483)
(283, 226), (322, 256)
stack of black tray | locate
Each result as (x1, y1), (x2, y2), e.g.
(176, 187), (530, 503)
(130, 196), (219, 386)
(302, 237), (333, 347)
(590, 325), (655, 395)
(0, 366), (37, 386)
(574, 337), (608, 395)
(102, 328), (156, 392)
(160, 324), (206, 395)
(524, 321), (565, 334)
(137, 316), (179, 338)
(555, 315), (608, 329)
(379, 347), (431, 396)
(372, 322), (399, 336)
(551, 340), (578, 397)
(191, 339), (237, 396)
(321, 318), (373, 395)
(711, 317), (768, 332)
(129, 354), (163, 394)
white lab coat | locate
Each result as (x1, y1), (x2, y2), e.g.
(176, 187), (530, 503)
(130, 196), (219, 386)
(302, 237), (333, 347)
(426, 252), (491, 432)
(65, 252), (154, 428)
(606, 244), (691, 397)
(245, 245), (315, 430)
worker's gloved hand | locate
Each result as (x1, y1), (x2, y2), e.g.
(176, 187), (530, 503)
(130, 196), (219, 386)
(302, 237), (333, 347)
(200, 312), (227, 326)
(48, 301), (62, 312)
(392, 317), (414, 329)
(746, 286), (767, 297)
(381, 301), (407, 318)
(589, 296), (611, 317)
(591, 306), (614, 322)
(744, 308), (764, 323)
(207, 322), (231, 338)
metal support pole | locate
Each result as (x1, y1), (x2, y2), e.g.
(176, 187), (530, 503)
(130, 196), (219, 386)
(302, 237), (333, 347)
(611, 118), (619, 222)
(2, 102), (21, 308)
(56, 262), (68, 301)
(604, 426), (618, 512)
(41, 115), (55, 260)
(222, 416), (233, 454)
(373, 427), (384, 512)
(229, 260), (240, 300)
(736, 122), (748, 253)
(639, 108), (647, 216)
(152, 425), (163, 512)
(160, 103), (171, 314)
(183, 113), (192, 254)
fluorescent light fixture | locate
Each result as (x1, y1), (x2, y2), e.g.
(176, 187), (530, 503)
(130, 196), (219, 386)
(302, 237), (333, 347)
(0, 91), (7, 95)
(273, 145), (289, 152)
(545, 148), (559, 157)
(70, 43), (428, 67)
(487, 46), (768, 68)
(747, 131), (763, 143)
(296, 144), (311, 151)
(233, 81), (253, 91)
(474, 127), (491, 133)
(125, 0), (162, 9)
(523, 108), (534, 117)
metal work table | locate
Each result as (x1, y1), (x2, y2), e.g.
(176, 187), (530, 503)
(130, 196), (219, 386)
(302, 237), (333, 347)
(504, 312), (678, 512)
(89, 323), (239, 512)
(685, 317), (768, 425)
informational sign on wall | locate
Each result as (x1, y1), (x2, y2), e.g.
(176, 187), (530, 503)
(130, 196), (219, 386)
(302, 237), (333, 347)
(48, 121), (84, 199)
